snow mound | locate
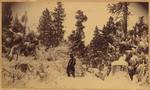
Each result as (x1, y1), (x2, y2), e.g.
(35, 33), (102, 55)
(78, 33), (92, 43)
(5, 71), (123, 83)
(111, 54), (128, 66)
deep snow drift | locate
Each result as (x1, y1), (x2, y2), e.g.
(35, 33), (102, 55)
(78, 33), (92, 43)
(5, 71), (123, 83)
(2, 45), (149, 89)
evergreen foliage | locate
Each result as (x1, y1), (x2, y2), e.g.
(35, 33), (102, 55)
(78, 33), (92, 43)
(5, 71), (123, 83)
(68, 10), (87, 57)
(37, 8), (54, 47)
(52, 2), (66, 46)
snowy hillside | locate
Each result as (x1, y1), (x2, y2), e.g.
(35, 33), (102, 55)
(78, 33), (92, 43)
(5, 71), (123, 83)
(2, 44), (149, 89)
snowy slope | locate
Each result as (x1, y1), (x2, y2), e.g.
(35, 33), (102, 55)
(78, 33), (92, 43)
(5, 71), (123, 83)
(2, 45), (149, 89)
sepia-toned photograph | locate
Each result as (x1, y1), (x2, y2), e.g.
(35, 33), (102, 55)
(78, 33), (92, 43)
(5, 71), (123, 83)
(1, 1), (149, 89)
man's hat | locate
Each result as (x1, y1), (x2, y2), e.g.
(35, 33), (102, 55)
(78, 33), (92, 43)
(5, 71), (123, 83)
(70, 54), (73, 57)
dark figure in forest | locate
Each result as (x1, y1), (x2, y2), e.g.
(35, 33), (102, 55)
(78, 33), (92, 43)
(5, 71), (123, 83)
(67, 54), (76, 77)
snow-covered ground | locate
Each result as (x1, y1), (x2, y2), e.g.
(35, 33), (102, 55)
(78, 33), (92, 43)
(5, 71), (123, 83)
(2, 45), (149, 89)
(2, 56), (149, 89)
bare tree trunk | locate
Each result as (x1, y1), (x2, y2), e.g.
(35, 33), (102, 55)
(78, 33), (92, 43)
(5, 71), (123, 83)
(123, 2), (128, 39)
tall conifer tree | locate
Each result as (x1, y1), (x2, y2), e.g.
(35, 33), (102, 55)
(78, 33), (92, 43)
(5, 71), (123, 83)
(52, 2), (66, 46)
(37, 8), (53, 47)
(68, 10), (87, 57)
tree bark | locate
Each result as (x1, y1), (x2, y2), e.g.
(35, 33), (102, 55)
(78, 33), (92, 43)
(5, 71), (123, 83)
(123, 2), (128, 39)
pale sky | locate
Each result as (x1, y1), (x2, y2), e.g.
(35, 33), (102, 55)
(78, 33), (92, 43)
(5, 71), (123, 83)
(11, 2), (148, 45)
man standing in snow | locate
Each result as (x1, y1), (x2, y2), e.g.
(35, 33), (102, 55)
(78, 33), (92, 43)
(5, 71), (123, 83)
(67, 54), (76, 78)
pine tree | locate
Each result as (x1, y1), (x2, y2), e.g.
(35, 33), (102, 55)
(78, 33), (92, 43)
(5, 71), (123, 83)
(90, 26), (109, 55)
(52, 2), (66, 46)
(2, 3), (13, 52)
(88, 26), (108, 68)
(108, 2), (131, 39)
(102, 16), (118, 46)
(88, 18), (119, 68)
(37, 8), (54, 47)
(90, 26), (101, 50)
(68, 10), (87, 57)
(68, 30), (76, 43)
(102, 16), (116, 36)
(135, 16), (148, 37)
(12, 14), (25, 35)
(2, 3), (13, 30)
